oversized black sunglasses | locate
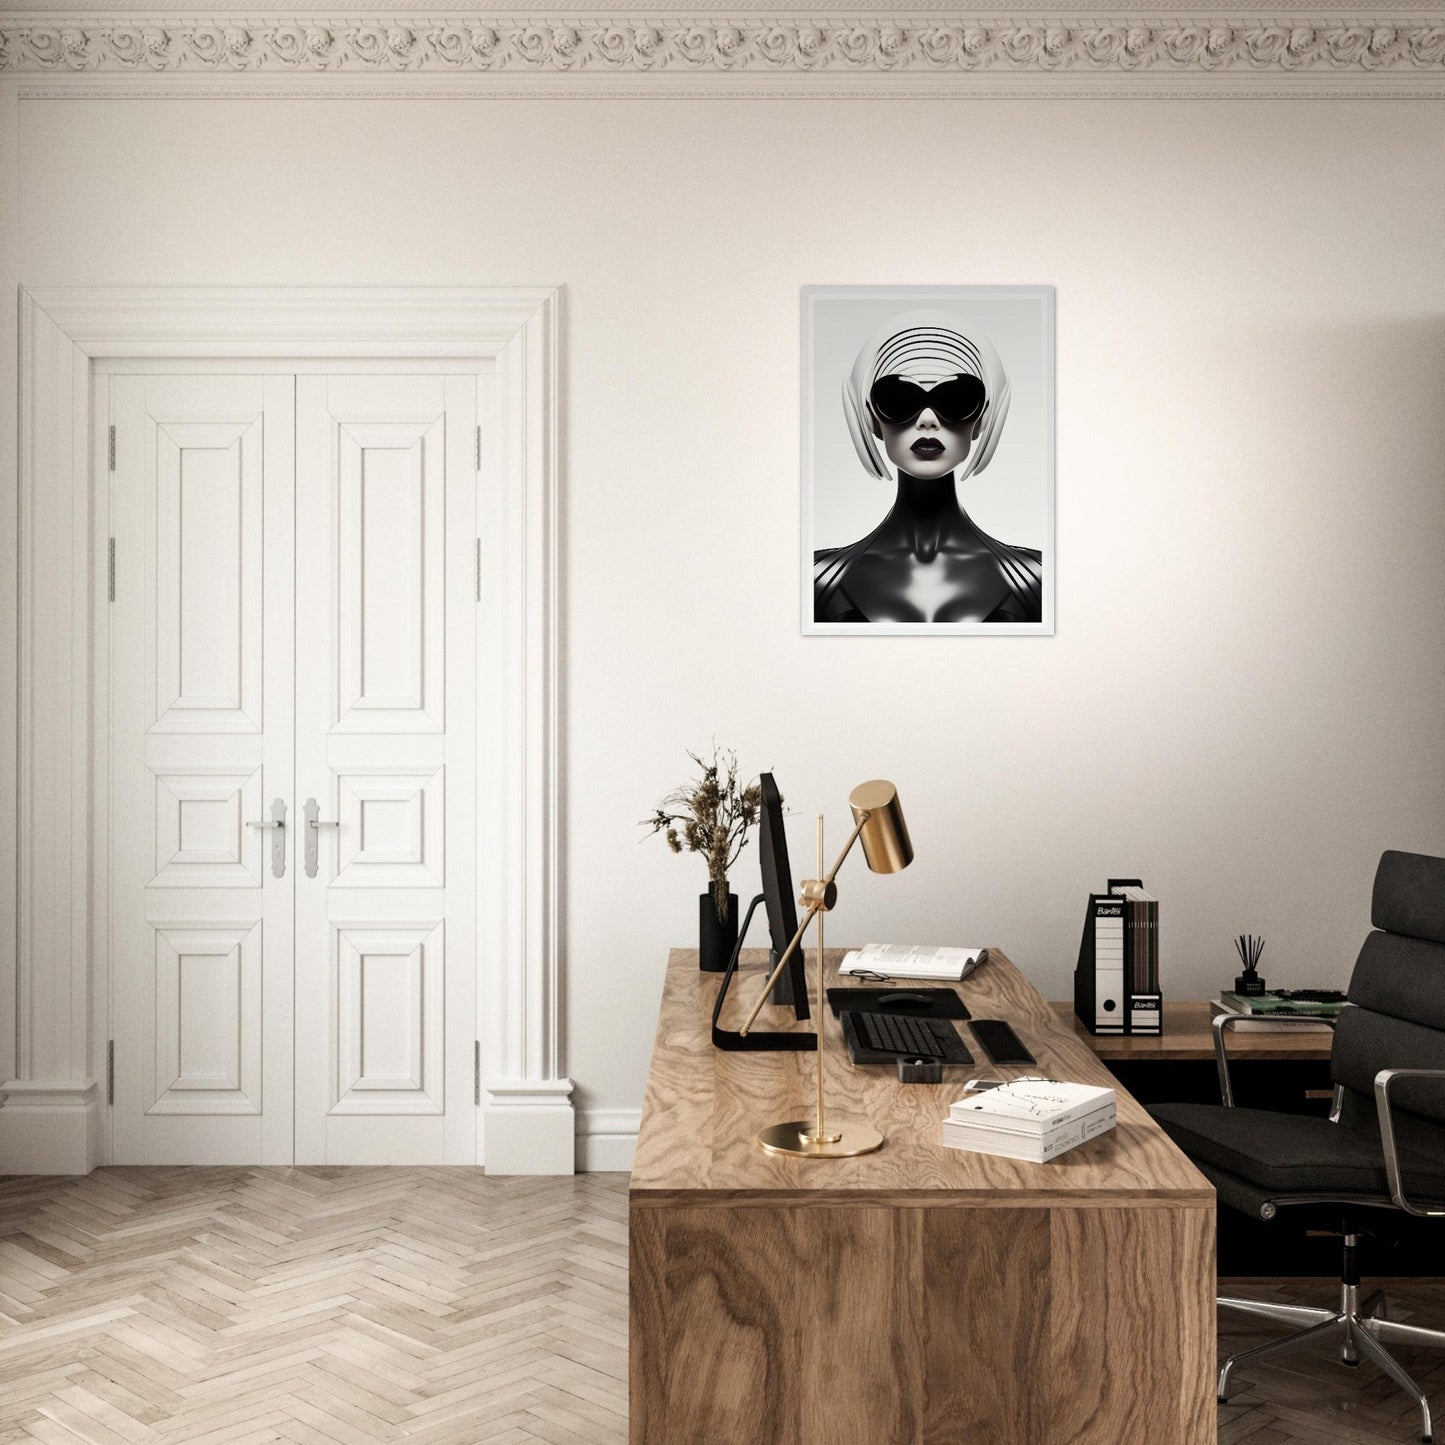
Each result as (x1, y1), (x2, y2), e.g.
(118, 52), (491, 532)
(869, 373), (986, 428)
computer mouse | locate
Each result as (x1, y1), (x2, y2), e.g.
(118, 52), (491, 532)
(878, 992), (932, 1010)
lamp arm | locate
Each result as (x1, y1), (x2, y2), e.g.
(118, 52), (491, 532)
(819, 812), (871, 890)
(738, 812), (871, 1037)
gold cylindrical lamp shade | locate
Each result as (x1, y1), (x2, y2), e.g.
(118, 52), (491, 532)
(848, 780), (913, 875)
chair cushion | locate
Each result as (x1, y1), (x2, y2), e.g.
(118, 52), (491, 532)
(1149, 1102), (1445, 1198)
(1348, 930), (1445, 1035)
(1331, 1005), (1445, 1125)
(1373, 850), (1445, 946)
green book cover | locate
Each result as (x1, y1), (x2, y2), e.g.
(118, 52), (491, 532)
(1220, 991), (1344, 1017)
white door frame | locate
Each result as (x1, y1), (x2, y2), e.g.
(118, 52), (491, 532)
(2, 286), (571, 1175)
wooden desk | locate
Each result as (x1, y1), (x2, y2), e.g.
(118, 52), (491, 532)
(630, 949), (1216, 1445)
(1052, 1000), (1334, 1062)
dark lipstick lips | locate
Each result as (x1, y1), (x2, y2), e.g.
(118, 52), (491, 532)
(911, 438), (945, 456)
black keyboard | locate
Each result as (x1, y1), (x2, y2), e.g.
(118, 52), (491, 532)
(841, 1010), (974, 1066)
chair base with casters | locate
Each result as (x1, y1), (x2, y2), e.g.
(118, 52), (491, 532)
(1217, 1231), (1445, 1443)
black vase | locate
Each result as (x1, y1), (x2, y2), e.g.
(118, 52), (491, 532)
(699, 884), (739, 972)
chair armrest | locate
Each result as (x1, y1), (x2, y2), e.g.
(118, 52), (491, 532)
(1212, 1011), (1337, 1108)
(1374, 1068), (1445, 1217)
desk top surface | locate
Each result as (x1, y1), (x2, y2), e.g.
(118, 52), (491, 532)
(630, 948), (1213, 1208)
(1052, 1000), (1335, 1061)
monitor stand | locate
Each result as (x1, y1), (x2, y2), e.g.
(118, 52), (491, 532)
(711, 894), (817, 1053)
(770, 952), (802, 1008)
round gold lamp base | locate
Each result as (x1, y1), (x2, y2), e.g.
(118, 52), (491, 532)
(756, 1120), (885, 1158)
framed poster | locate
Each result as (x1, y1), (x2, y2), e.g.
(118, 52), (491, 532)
(803, 285), (1054, 636)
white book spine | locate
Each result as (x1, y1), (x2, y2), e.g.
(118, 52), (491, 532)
(942, 1103), (1117, 1163)
(949, 1087), (1114, 1133)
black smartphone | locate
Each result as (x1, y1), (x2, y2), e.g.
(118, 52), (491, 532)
(970, 1019), (1036, 1066)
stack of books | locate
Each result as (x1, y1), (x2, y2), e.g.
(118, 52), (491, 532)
(941, 1079), (1117, 1163)
(1211, 989), (1345, 1033)
(1118, 886), (1159, 999)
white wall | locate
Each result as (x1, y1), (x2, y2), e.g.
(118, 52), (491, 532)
(17, 94), (1445, 1153)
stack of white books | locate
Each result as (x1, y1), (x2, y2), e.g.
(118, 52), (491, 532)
(941, 1079), (1117, 1163)
(838, 943), (985, 981)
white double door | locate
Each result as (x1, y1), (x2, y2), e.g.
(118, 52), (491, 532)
(109, 370), (479, 1164)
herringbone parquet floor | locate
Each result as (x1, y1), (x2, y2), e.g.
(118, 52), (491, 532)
(2, 1168), (1444, 1443)
(0, 1169), (628, 1445)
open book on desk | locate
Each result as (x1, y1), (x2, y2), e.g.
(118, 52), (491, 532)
(838, 943), (987, 982)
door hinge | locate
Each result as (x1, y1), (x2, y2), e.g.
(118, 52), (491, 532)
(108, 425), (116, 472)
(108, 539), (116, 602)
(475, 424), (482, 472)
(474, 1041), (481, 1106)
(475, 539), (482, 603)
(107, 1040), (115, 1106)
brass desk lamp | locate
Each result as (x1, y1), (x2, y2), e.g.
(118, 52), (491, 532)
(738, 779), (913, 1158)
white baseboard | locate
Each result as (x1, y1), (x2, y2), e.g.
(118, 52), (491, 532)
(483, 1078), (576, 1175)
(0, 1079), (101, 1175)
(576, 1108), (639, 1173)
(0, 1077), (636, 1176)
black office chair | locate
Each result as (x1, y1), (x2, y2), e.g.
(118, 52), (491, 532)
(1150, 849), (1445, 1443)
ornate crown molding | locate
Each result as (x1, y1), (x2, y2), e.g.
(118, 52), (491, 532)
(3, 12), (1445, 78)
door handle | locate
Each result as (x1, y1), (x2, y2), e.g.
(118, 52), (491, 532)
(303, 797), (339, 879)
(246, 797), (288, 878)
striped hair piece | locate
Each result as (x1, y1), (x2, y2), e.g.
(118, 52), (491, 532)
(843, 308), (1011, 483)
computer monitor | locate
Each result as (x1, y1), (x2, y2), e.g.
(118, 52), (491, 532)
(709, 771), (815, 1051)
(758, 773), (810, 1020)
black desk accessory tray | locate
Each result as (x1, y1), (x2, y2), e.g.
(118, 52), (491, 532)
(826, 987), (970, 1021)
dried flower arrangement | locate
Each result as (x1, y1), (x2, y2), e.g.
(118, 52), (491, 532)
(643, 746), (764, 921)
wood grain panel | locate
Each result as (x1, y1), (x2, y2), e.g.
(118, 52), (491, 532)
(1049, 1206), (1215, 1445)
(1173, 1206), (1218, 1443)
(630, 1198), (1213, 1445)
(659, 1206), (803, 1443)
(799, 1208), (924, 1444)
(631, 949), (1213, 1206)
(637, 1206), (929, 1445)
(922, 1207), (1050, 1443)
(628, 1201), (667, 1445)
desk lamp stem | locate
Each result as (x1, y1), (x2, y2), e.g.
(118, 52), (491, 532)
(754, 810), (884, 1159)
(805, 815), (840, 1146)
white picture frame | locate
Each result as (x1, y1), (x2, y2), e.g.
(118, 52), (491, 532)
(802, 285), (1055, 637)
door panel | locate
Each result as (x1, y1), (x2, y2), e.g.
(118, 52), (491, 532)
(110, 375), (295, 1164)
(152, 422), (264, 732)
(334, 922), (445, 1113)
(294, 374), (477, 1165)
(151, 922), (263, 1114)
(335, 419), (445, 732)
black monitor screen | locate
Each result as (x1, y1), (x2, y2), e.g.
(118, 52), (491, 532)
(757, 773), (809, 1020)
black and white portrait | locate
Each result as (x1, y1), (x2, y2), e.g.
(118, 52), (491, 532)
(803, 286), (1054, 636)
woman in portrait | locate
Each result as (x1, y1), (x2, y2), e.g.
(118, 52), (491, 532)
(813, 309), (1043, 625)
